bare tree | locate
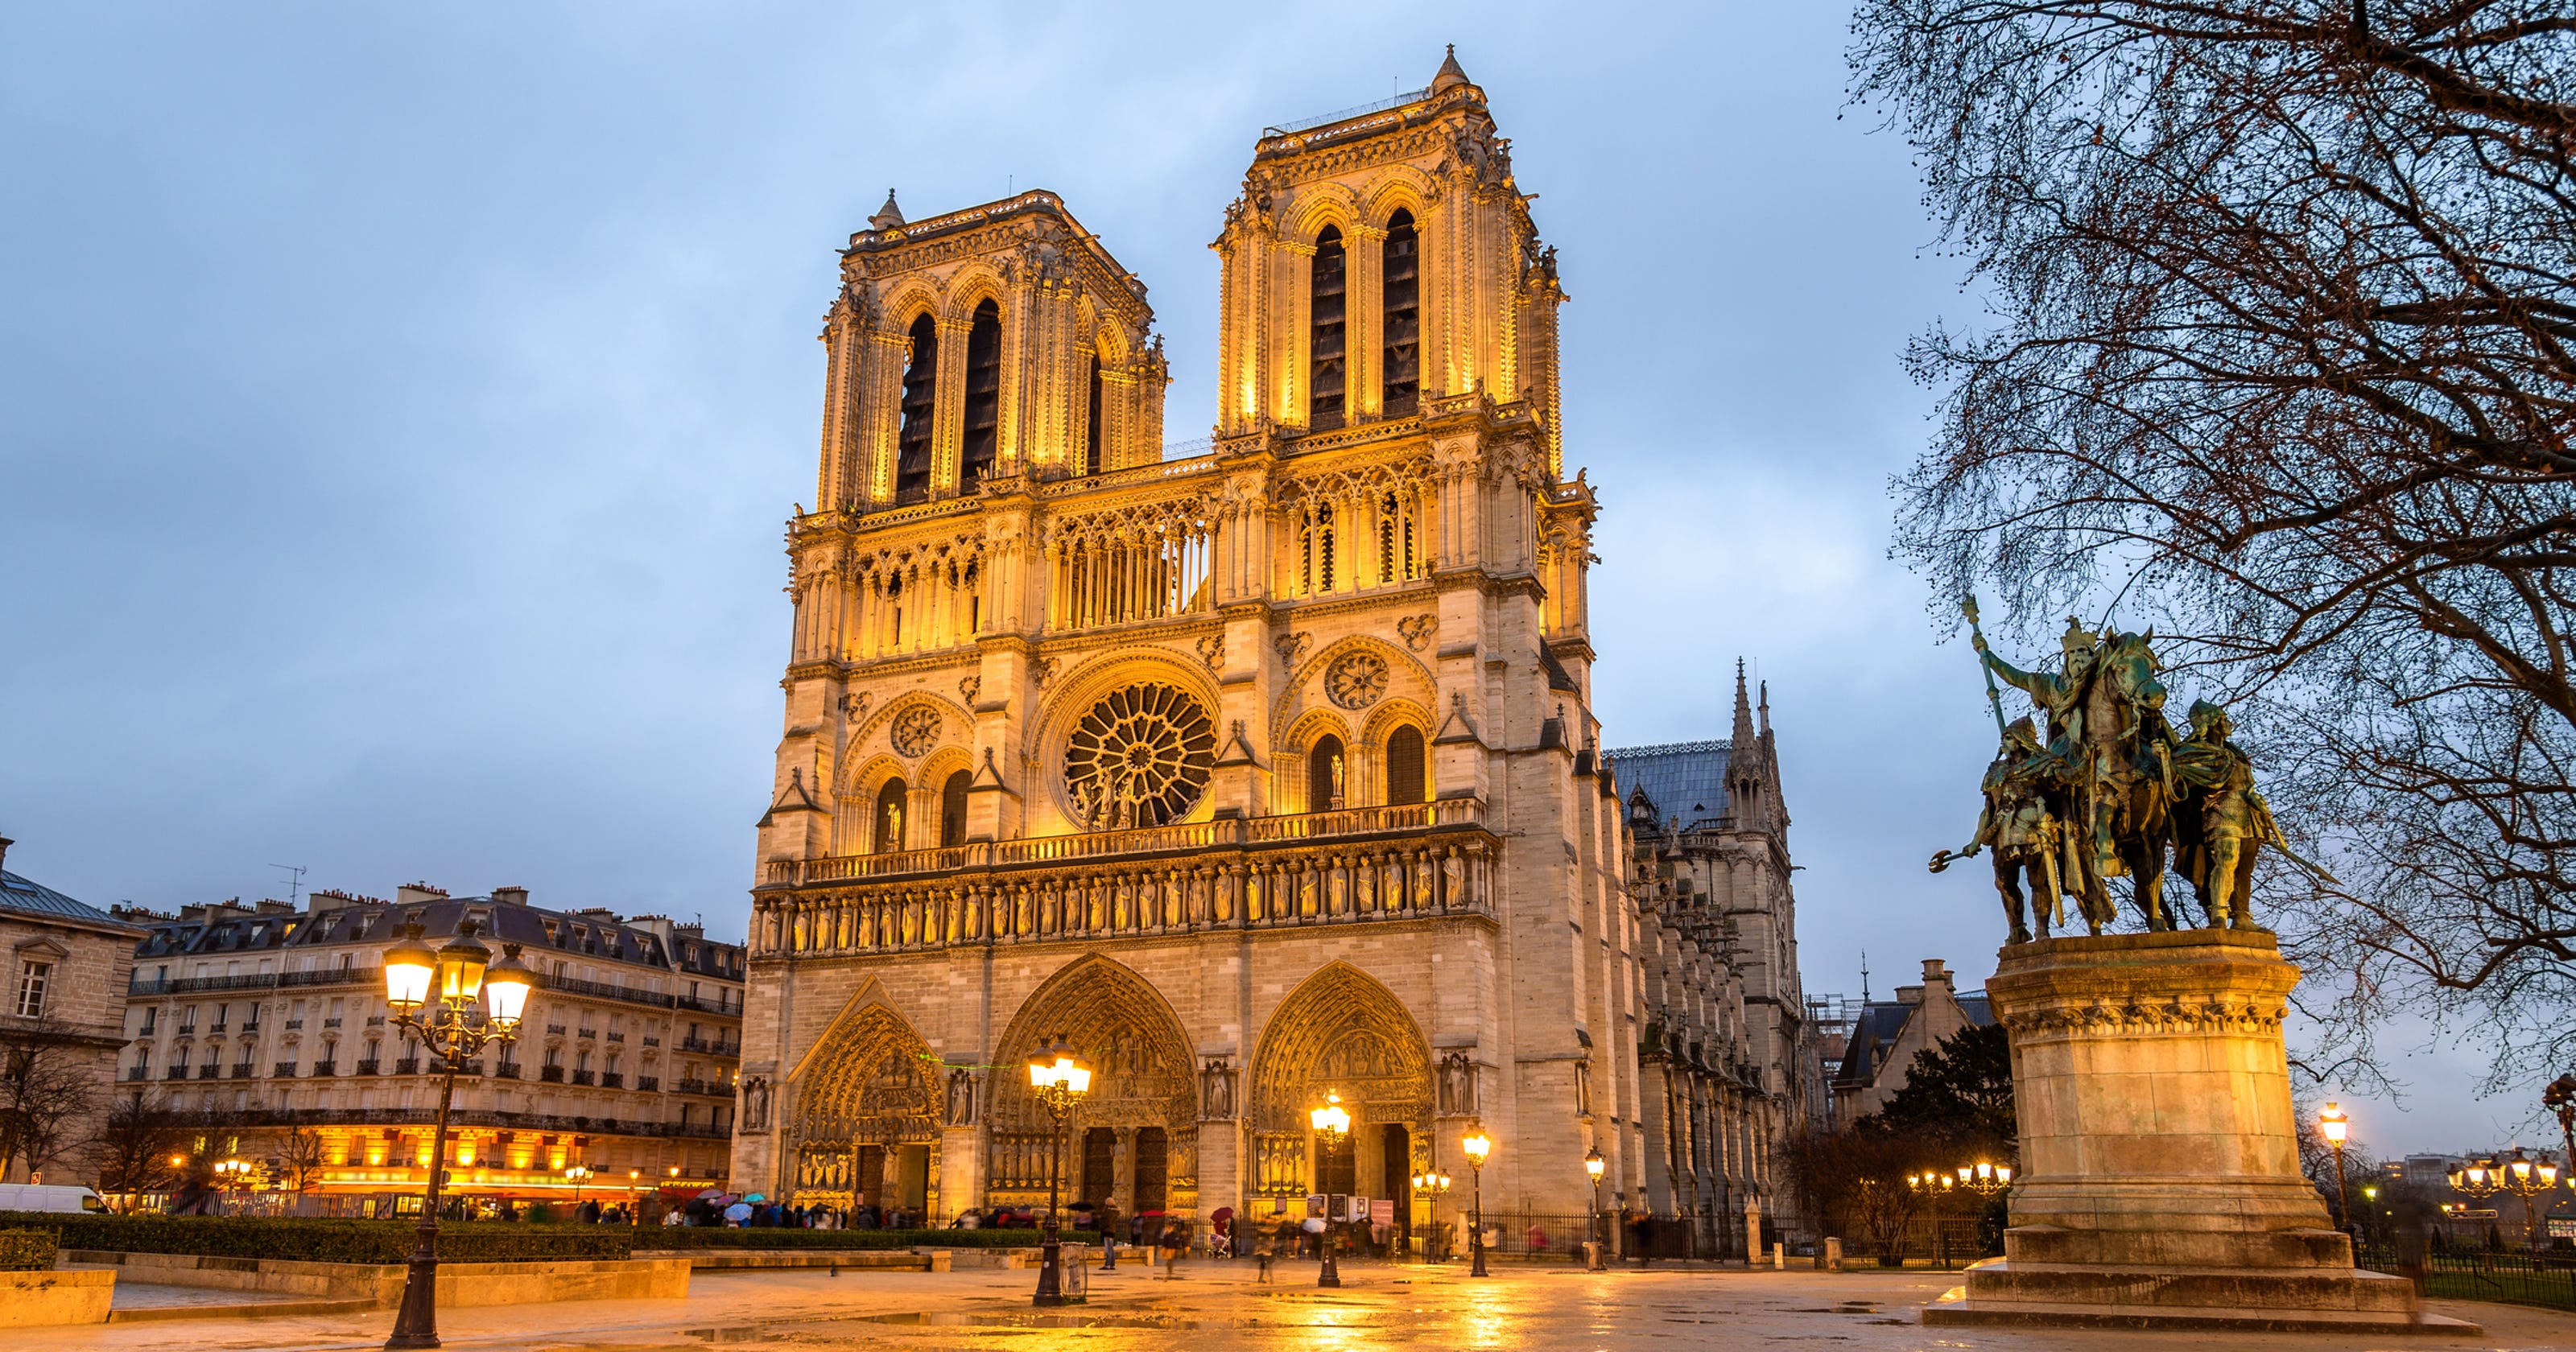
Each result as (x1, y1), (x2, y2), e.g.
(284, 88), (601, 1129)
(1854, 2), (2576, 1087)
(0, 1015), (105, 1183)
(275, 1125), (327, 1193)
(92, 1090), (188, 1202)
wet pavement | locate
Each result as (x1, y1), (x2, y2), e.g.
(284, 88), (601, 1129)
(19, 1258), (2576, 1351)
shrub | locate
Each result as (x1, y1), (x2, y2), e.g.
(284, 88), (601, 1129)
(642, 1226), (1034, 1251)
(0, 1229), (56, 1272)
(0, 1214), (630, 1264)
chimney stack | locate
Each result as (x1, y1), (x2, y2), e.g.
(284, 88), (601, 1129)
(493, 886), (530, 908)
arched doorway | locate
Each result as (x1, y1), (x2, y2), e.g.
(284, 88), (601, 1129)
(1245, 962), (1435, 1210)
(785, 1001), (939, 1213)
(987, 955), (1198, 1219)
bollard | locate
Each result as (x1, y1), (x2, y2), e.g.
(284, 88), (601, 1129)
(1773, 1242), (1787, 1270)
(1824, 1238), (1843, 1272)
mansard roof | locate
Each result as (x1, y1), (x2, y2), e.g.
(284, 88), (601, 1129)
(0, 868), (138, 935)
(1605, 739), (1732, 831)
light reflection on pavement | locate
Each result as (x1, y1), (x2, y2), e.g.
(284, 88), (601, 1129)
(19, 1259), (2576, 1352)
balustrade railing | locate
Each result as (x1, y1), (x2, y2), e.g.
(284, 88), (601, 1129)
(755, 802), (1497, 959)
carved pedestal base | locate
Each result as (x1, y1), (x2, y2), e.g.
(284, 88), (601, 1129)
(1920, 931), (2474, 1334)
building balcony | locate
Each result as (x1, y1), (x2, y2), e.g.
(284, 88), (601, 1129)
(125, 1068), (147, 1082)
(365, 1015), (386, 1026)
(576, 1028), (597, 1041)
(196, 1065), (218, 1080)
(273, 1061), (297, 1077)
(230, 1064), (254, 1079)
(494, 1063), (522, 1080)
(312, 1061), (336, 1077)
(600, 1072), (624, 1089)
(675, 1079), (712, 1096)
(753, 799), (1498, 959)
(284, 1019), (303, 1030)
(323, 1017), (342, 1028)
(642, 1036), (660, 1047)
(542, 974), (677, 1011)
(606, 1031), (625, 1043)
(545, 1024), (567, 1036)
(568, 1069), (594, 1086)
(395, 1058), (421, 1075)
(539, 1065), (565, 1083)
(163, 1067), (188, 1081)
(637, 1075), (658, 1092)
(356, 1060), (381, 1075)
(200, 1105), (733, 1140)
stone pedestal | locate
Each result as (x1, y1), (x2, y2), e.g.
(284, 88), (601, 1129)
(1922, 930), (2473, 1333)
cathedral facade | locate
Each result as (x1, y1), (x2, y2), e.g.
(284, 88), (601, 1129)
(733, 52), (1793, 1247)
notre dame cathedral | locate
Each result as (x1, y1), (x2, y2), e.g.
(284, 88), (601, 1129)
(732, 49), (1813, 1252)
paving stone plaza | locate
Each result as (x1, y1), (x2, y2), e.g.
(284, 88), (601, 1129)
(13, 1260), (2575, 1352)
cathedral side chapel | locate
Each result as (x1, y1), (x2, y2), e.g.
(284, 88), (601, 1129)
(734, 50), (1800, 1248)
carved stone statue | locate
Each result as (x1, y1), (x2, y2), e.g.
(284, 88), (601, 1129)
(1199, 1057), (1237, 1120)
(1932, 715), (2067, 944)
(943, 1066), (978, 1126)
(744, 1075), (772, 1131)
(1437, 1050), (1476, 1115)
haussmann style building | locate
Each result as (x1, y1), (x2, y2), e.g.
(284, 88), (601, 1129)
(733, 50), (1810, 1252)
(118, 883), (745, 1207)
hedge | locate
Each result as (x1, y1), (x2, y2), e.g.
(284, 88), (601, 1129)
(0, 1214), (632, 1264)
(0, 1229), (55, 1272)
(643, 1226), (1043, 1251)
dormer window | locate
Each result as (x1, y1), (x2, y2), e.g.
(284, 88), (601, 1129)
(1309, 226), (1347, 429)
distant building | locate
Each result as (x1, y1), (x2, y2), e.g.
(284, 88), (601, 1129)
(0, 836), (145, 1185)
(1831, 958), (1992, 1122)
(119, 882), (743, 1206)
(1610, 667), (1824, 1247)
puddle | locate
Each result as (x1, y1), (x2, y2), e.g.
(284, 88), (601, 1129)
(848, 1310), (1246, 1330)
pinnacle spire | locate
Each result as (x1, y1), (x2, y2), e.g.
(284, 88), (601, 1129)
(1430, 43), (1470, 94)
(1731, 658), (1757, 749)
(869, 189), (905, 231)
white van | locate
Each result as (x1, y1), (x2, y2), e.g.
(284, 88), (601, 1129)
(0, 1184), (105, 1213)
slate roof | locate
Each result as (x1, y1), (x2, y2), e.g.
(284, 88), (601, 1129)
(1604, 740), (1733, 831)
(0, 868), (138, 933)
(1832, 992), (1995, 1088)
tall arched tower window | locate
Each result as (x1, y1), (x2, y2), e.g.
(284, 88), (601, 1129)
(961, 299), (1002, 486)
(1084, 353), (1104, 476)
(1310, 226), (1347, 429)
(1378, 491), (1418, 583)
(939, 770), (971, 847)
(1385, 726), (1426, 805)
(1382, 209), (1420, 415)
(895, 314), (938, 500)
(1299, 502), (1337, 596)
(873, 777), (907, 854)
(1308, 735), (1347, 813)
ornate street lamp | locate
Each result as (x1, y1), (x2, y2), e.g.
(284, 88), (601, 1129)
(2496, 1146), (2560, 1250)
(1311, 1092), (1352, 1288)
(1026, 1035), (1092, 1308)
(2319, 1102), (2352, 1234)
(382, 920), (532, 1350)
(1909, 1172), (1960, 1268)
(1959, 1160), (2013, 1199)
(564, 1163), (593, 1206)
(1461, 1125), (1492, 1278)
(1410, 1165), (1452, 1262)
(1584, 1147), (1608, 1271)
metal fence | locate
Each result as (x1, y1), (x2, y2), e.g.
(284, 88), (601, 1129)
(2359, 1245), (2576, 1311)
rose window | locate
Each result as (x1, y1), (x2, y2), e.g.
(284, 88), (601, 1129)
(1325, 652), (1389, 710)
(1063, 683), (1217, 829)
(890, 705), (942, 758)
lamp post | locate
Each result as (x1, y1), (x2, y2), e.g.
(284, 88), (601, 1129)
(1410, 1166), (1451, 1261)
(2319, 1102), (2352, 1235)
(1026, 1035), (1093, 1308)
(1310, 1092), (1352, 1288)
(1584, 1147), (1608, 1271)
(2496, 1147), (2560, 1251)
(381, 920), (533, 1350)
(1909, 1172), (1959, 1268)
(564, 1163), (593, 1209)
(1462, 1125), (1492, 1278)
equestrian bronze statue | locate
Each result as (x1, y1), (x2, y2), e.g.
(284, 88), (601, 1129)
(1931, 597), (2331, 942)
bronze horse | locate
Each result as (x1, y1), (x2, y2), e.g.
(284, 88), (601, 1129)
(2066, 629), (2180, 933)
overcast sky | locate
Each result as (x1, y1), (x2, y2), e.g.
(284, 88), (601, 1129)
(0, 3), (2517, 1156)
